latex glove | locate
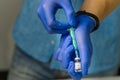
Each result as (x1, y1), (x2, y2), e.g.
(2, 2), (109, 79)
(37, 0), (76, 34)
(54, 14), (96, 80)
(54, 34), (82, 80)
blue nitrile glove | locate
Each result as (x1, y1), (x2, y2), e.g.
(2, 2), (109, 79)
(54, 14), (97, 80)
(54, 34), (82, 80)
(37, 0), (76, 34)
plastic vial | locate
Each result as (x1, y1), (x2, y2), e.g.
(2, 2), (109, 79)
(75, 57), (82, 72)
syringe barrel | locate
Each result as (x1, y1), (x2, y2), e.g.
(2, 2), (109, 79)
(69, 27), (78, 50)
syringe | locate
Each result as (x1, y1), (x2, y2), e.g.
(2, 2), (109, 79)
(69, 27), (82, 72)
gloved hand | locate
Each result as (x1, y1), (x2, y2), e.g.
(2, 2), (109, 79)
(37, 0), (76, 34)
(54, 13), (96, 80)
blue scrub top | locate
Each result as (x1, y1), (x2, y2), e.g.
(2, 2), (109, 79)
(13, 0), (120, 74)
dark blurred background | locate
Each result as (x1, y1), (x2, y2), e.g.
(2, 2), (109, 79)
(0, 0), (22, 80)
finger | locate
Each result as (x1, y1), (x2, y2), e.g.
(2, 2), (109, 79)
(54, 34), (69, 60)
(38, 5), (54, 33)
(58, 34), (71, 61)
(54, 48), (61, 60)
(80, 45), (92, 76)
(54, 34), (67, 60)
(43, 3), (70, 30)
(68, 61), (75, 75)
(51, 29), (68, 34)
(78, 45), (90, 76)
(61, 1), (76, 27)
(62, 45), (74, 68)
(49, 20), (70, 30)
(37, 3), (69, 34)
(37, 4), (48, 30)
(37, 9), (68, 34)
(81, 51), (90, 76)
(61, 35), (72, 49)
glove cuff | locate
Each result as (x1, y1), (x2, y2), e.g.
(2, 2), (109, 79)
(75, 11), (100, 32)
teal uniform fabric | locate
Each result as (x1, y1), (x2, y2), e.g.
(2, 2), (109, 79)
(89, 6), (120, 73)
(13, 0), (120, 74)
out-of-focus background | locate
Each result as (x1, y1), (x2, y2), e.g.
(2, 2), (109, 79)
(0, 0), (120, 80)
(0, 0), (22, 80)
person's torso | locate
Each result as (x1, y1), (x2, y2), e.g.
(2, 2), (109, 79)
(13, 0), (120, 74)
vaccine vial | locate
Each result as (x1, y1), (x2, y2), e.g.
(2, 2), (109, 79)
(75, 57), (82, 72)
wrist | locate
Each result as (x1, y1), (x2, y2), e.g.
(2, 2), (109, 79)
(75, 11), (100, 32)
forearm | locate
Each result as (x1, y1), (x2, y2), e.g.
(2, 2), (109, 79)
(80, 0), (120, 21)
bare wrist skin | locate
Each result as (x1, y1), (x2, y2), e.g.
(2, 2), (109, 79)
(80, 0), (120, 21)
